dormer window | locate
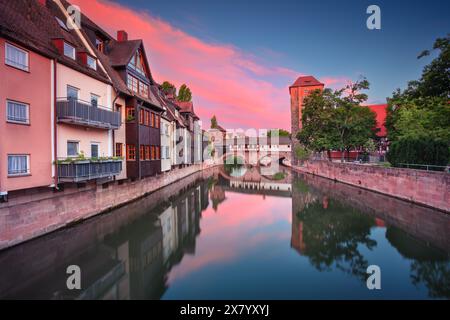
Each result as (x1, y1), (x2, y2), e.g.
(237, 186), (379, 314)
(87, 55), (97, 70)
(95, 38), (104, 53)
(64, 42), (75, 60)
(128, 49), (146, 77)
(55, 16), (69, 32)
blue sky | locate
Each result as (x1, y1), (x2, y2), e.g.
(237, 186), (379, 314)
(110, 0), (449, 104)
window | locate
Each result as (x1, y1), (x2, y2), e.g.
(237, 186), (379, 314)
(91, 144), (99, 158)
(87, 56), (97, 70)
(151, 113), (155, 127)
(127, 145), (136, 161)
(156, 115), (160, 129)
(128, 49), (146, 76)
(95, 38), (104, 53)
(67, 141), (79, 157)
(150, 146), (155, 160)
(165, 124), (169, 136)
(140, 145), (145, 161)
(63, 42), (75, 60)
(156, 146), (161, 160)
(5, 43), (29, 71)
(115, 143), (123, 157)
(166, 146), (170, 159)
(145, 110), (150, 126)
(139, 82), (149, 97)
(127, 74), (138, 93)
(67, 86), (79, 100)
(7, 100), (29, 124)
(55, 16), (69, 31)
(145, 146), (150, 160)
(139, 109), (145, 125)
(91, 94), (100, 107)
(7, 155), (29, 176)
(126, 107), (135, 120)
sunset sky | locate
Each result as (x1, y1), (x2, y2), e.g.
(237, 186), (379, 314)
(70, 0), (450, 130)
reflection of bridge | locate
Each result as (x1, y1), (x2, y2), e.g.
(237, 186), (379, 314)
(220, 151), (291, 167)
(216, 165), (293, 197)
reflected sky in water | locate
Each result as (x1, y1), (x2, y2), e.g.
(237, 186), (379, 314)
(0, 168), (448, 300)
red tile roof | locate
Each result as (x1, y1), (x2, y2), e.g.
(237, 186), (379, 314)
(290, 76), (324, 88)
(367, 104), (388, 137)
(0, 0), (111, 84)
(177, 101), (194, 114)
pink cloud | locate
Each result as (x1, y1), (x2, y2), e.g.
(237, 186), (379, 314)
(71, 0), (348, 130)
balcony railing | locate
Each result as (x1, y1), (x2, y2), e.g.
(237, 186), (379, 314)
(57, 160), (122, 183)
(57, 98), (121, 130)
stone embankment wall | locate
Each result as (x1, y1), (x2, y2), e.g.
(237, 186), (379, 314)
(0, 163), (217, 250)
(291, 160), (449, 213)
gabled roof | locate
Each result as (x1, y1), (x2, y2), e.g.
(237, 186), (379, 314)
(107, 39), (142, 67)
(57, 1), (162, 106)
(214, 125), (226, 133)
(166, 100), (186, 128)
(290, 76), (324, 88)
(177, 101), (194, 114)
(0, 0), (111, 84)
(176, 101), (200, 120)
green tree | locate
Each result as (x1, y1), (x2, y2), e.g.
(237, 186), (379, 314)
(178, 84), (192, 102)
(298, 78), (377, 161)
(401, 35), (450, 99)
(385, 35), (450, 166)
(211, 115), (218, 129)
(161, 81), (177, 96)
(297, 88), (338, 152)
(268, 129), (290, 138)
(387, 135), (449, 169)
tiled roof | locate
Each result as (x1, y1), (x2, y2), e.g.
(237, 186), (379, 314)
(0, 0), (111, 84)
(107, 40), (142, 67)
(56, 1), (164, 109)
(290, 76), (324, 88)
(177, 101), (194, 114)
(177, 101), (200, 121)
(216, 125), (226, 132)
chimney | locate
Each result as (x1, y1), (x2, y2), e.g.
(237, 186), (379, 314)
(37, 0), (46, 5)
(117, 30), (128, 42)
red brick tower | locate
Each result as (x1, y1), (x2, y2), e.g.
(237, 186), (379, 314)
(289, 76), (324, 163)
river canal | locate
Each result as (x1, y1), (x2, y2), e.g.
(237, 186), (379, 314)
(0, 166), (449, 299)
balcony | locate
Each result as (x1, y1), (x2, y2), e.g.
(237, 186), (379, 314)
(57, 98), (121, 130)
(57, 160), (122, 183)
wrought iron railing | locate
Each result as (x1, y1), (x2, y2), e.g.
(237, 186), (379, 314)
(56, 98), (121, 129)
(397, 163), (449, 172)
(58, 160), (122, 182)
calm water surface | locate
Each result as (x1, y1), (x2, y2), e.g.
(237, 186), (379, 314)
(0, 167), (449, 299)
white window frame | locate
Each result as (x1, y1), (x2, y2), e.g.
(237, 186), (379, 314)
(67, 141), (79, 157)
(90, 143), (100, 159)
(7, 154), (30, 176)
(91, 93), (100, 108)
(5, 43), (29, 71)
(67, 85), (79, 100)
(87, 55), (97, 70)
(6, 100), (30, 124)
(63, 42), (76, 60)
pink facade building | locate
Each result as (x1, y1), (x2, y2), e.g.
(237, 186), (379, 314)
(0, 3), (54, 199)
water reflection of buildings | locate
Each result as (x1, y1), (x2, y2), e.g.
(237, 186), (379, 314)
(0, 178), (210, 300)
(110, 182), (208, 300)
(290, 171), (450, 298)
